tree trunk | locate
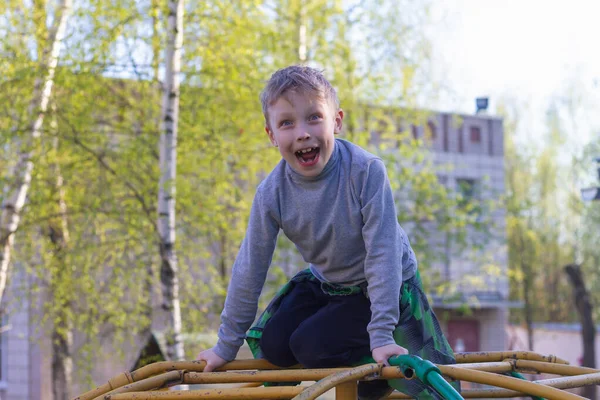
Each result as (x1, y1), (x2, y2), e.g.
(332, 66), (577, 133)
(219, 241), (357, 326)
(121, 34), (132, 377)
(158, 0), (185, 362)
(523, 270), (534, 351)
(51, 326), (73, 400)
(564, 264), (596, 400)
(0, 0), (72, 310)
(297, 1), (307, 62)
(49, 103), (73, 400)
(518, 229), (534, 350)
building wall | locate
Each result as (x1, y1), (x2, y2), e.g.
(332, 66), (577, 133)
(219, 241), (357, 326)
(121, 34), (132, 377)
(506, 323), (599, 397)
(507, 323), (600, 366)
(0, 268), (50, 400)
(438, 308), (508, 353)
(2, 273), (31, 400)
(421, 112), (509, 352)
(429, 113), (508, 299)
(6, 305), (31, 400)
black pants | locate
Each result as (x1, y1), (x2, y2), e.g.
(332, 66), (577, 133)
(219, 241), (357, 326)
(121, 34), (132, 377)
(260, 279), (372, 368)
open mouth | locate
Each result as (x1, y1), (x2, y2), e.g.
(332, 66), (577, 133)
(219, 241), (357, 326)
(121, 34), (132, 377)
(295, 147), (320, 166)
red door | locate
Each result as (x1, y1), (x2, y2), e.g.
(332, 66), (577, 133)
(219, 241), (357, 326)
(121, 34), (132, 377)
(447, 319), (480, 353)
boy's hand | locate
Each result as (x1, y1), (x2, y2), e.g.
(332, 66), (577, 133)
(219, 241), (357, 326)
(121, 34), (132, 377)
(372, 343), (409, 366)
(196, 348), (227, 372)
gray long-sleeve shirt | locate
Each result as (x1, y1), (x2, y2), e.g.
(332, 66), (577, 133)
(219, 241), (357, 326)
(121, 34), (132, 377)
(214, 138), (418, 361)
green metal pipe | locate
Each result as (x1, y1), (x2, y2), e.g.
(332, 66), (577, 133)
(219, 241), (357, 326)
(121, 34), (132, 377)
(388, 355), (463, 400)
(426, 372), (463, 400)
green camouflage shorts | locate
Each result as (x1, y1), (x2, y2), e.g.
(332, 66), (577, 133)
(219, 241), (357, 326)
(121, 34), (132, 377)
(246, 269), (460, 399)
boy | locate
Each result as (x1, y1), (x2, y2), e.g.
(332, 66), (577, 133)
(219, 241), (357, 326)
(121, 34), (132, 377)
(197, 65), (457, 399)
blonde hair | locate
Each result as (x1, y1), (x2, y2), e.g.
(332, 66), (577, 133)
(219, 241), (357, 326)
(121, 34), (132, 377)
(260, 65), (339, 124)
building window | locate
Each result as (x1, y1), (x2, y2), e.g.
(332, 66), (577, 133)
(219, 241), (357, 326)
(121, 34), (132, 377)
(442, 115), (449, 152)
(470, 126), (481, 143)
(456, 178), (482, 215)
(456, 178), (477, 205)
(469, 126), (481, 143)
(488, 119), (494, 156)
(427, 121), (437, 140)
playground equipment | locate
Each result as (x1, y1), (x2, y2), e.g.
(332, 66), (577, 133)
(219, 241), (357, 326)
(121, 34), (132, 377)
(74, 351), (600, 400)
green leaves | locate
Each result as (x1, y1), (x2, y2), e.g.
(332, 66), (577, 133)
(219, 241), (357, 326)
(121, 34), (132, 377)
(2, 0), (489, 379)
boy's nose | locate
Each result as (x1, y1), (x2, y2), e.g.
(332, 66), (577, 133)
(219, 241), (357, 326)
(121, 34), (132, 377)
(296, 129), (310, 141)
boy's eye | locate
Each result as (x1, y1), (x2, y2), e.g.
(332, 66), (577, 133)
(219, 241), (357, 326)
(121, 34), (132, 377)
(309, 114), (322, 121)
(279, 120), (293, 127)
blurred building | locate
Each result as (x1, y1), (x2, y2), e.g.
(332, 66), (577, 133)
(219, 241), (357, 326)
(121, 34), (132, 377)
(350, 100), (511, 353)
(415, 107), (511, 354)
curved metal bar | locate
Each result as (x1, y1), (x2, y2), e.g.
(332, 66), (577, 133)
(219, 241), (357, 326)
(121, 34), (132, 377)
(291, 364), (381, 400)
(414, 371), (600, 399)
(454, 352), (568, 365)
(438, 364), (586, 400)
(75, 359), (291, 400)
(74, 353), (590, 400)
(511, 359), (600, 375)
(92, 371), (184, 400)
(507, 371), (543, 400)
(183, 368), (349, 384)
(107, 387), (305, 399)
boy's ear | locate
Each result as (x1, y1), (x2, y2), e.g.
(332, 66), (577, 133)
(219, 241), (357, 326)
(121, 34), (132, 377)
(334, 109), (344, 134)
(265, 126), (278, 147)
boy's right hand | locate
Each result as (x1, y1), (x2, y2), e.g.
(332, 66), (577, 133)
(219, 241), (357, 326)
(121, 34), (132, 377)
(196, 348), (227, 372)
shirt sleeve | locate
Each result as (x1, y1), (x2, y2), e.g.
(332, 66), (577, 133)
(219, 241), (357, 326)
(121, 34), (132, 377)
(360, 159), (403, 351)
(213, 188), (280, 361)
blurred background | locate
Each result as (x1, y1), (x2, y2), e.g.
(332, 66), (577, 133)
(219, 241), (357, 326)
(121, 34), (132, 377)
(1, 1), (599, 399)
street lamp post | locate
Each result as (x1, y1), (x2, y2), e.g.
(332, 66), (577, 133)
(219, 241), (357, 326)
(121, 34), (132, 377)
(580, 157), (600, 201)
(566, 157), (600, 400)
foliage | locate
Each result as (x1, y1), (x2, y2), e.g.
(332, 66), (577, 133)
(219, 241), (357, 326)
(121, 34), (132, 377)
(1, 0), (501, 389)
(503, 99), (595, 329)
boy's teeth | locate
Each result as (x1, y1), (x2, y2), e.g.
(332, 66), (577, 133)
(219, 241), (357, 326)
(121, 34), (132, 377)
(299, 148), (313, 154)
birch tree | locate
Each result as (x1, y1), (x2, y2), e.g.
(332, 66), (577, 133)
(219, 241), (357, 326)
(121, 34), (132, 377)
(48, 103), (73, 400)
(0, 0), (72, 310)
(158, 0), (185, 361)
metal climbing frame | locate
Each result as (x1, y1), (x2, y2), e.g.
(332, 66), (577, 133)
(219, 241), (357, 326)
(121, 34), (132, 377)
(73, 351), (600, 400)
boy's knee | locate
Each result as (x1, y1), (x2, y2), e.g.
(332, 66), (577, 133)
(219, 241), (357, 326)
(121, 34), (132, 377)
(289, 331), (348, 368)
(260, 326), (297, 367)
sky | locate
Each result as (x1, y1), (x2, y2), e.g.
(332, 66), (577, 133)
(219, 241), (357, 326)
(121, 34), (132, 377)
(427, 0), (600, 149)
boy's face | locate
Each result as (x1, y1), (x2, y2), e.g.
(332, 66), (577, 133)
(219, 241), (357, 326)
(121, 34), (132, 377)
(265, 91), (343, 178)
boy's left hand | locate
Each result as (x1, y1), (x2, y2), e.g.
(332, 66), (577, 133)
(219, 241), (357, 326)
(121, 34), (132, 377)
(372, 343), (409, 366)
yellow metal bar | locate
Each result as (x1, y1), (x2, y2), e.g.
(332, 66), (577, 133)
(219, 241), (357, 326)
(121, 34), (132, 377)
(533, 371), (600, 391)
(108, 387), (304, 399)
(511, 359), (600, 375)
(292, 364), (381, 400)
(74, 384), (113, 400)
(92, 371), (184, 400)
(74, 371), (134, 400)
(336, 381), (358, 400)
(130, 359), (286, 381)
(235, 382), (265, 388)
(75, 359), (293, 400)
(74, 353), (581, 400)
(386, 361), (514, 378)
(438, 364), (586, 400)
(454, 351), (568, 365)
(420, 371), (600, 398)
(183, 368), (349, 384)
